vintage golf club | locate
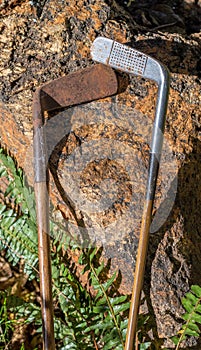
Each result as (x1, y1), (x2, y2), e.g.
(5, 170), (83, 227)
(32, 64), (127, 350)
(91, 37), (170, 349)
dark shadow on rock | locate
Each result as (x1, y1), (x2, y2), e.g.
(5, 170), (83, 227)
(131, 37), (201, 77)
(105, 0), (201, 81)
(176, 138), (201, 286)
(109, 0), (201, 36)
(49, 133), (91, 247)
(142, 137), (201, 347)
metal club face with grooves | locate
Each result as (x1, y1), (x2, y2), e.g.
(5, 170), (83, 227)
(91, 37), (170, 165)
(109, 41), (147, 75)
(91, 37), (147, 75)
(91, 37), (167, 85)
(98, 38), (147, 76)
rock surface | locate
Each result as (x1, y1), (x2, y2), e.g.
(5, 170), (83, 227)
(0, 0), (201, 347)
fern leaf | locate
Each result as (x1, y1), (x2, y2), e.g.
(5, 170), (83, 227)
(113, 302), (130, 315)
(0, 204), (6, 215)
(182, 296), (193, 313)
(191, 285), (201, 298)
(103, 337), (123, 350)
(139, 343), (152, 350)
(173, 285), (201, 349)
(94, 272), (116, 300)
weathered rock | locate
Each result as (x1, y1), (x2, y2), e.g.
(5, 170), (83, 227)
(0, 0), (201, 346)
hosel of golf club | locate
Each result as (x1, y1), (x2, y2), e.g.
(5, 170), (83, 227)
(125, 67), (170, 350)
(33, 89), (56, 350)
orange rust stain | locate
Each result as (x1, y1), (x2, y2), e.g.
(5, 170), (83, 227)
(0, 103), (29, 168)
(54, 13), (66, 25)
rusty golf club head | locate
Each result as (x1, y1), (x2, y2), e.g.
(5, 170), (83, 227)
(32, 63), (128, 350)
(35, 64), (125, 113)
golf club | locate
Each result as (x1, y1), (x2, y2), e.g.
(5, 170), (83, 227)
(32, 63), (127, 350)
(91, 37), (170, 349)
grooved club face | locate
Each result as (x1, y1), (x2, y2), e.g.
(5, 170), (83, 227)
(90, 37), (166, 85)
(109, 41), (147, 75)
(91, 37), (148, 76)
(91, 36), (170, 156)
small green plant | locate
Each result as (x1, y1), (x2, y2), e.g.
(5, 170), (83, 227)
(171, 285), (201, 349)
(0, 148), (38, 278)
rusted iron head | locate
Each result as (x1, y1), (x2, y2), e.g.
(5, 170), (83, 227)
(34, 63), (128, 115)
(33, 63), (128, 182)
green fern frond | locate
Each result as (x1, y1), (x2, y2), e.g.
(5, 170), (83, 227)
(79, 247), (132, 348)
(172, 285), (201, 349)
(0, 148), (38, 279)
(0, 149), (36, 218)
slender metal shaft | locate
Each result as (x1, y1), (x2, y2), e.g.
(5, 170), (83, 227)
(33, 89), (55, 350)
(35, 182), (55, 350)
(125, 200), (153, 350)
(125, 76), (170, 350)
